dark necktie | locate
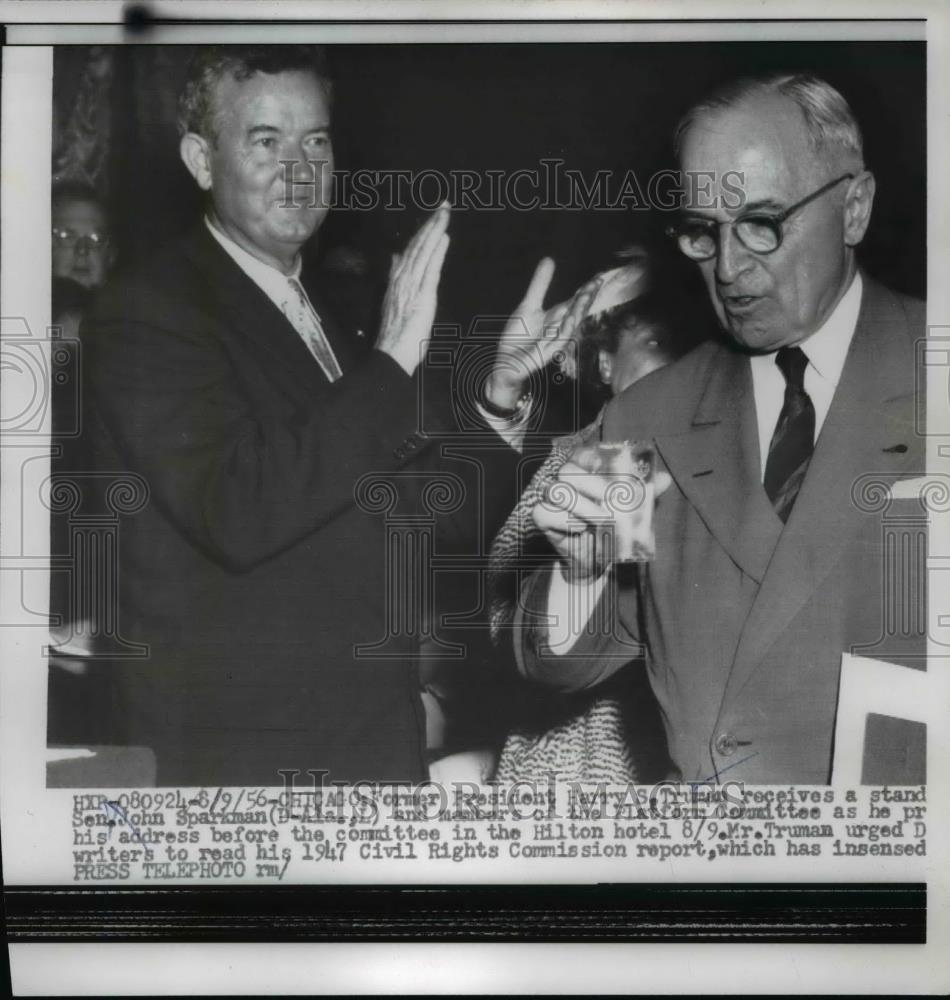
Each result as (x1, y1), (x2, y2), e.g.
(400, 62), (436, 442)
(763, 346), (815, 522)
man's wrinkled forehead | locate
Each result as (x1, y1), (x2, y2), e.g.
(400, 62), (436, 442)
(679, 93), (821, 209)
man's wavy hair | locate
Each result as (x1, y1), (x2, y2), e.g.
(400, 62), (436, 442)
(177, 45), (333, 145)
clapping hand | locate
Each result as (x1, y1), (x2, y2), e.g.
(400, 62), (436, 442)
(377, 202), (451, 376)
(484, 259), (602, 412)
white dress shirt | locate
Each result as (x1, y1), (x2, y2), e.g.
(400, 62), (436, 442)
(545, 272), (864, 652)
(204, 217), (342, 382)
(749, 271), (862, 475)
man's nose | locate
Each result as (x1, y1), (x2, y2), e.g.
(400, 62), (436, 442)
(74, 237), (92, 258)
(714, 225), (751, 285)
(282, 156), (324, 205)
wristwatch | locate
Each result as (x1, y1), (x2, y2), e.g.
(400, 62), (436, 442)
(479, 380), (534, 420)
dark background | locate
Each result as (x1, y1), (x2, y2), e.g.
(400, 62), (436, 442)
(54, 40), (926, 331)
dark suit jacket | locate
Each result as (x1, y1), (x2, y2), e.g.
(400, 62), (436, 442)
(82, 224), (518, 786)
(519, 276), (926, 784)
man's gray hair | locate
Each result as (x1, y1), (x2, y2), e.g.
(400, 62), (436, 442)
(674, 73), (864, 163)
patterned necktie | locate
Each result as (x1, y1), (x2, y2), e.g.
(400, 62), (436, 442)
(283, 277), (343, 383)
(763, 346), (815, 523)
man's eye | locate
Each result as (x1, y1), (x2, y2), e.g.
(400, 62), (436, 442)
(304, 135), (330, 151)
(254, 137), (277, 149)
(741, 215), (783, 230)
(737, 216), (780, 238)
(683, 220), (714, 237)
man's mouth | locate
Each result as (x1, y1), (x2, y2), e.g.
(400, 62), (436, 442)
(721, 293), (760, 311)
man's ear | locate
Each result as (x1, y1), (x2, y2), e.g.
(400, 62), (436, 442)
(598, 349), (613, 385)
(180, 132), (213, 192)
(843, 170), (875, 247)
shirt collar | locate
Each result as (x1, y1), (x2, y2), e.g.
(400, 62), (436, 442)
(796, 270), (863, 385)
(204, 217), (302, 306)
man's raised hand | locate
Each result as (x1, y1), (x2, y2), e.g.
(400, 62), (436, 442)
(377, 202), (451, 376)
(485, 259), (601, 411)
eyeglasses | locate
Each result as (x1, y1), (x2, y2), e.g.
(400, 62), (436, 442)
(52, 228), (112, 250)
(666, 172), (855, 261)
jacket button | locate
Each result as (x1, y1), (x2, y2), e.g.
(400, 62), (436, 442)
(714, 732), (738, 757)
(405, 438), (417, 452)
(393, 447), (405, 460)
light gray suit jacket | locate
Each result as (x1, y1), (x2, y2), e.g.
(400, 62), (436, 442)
(518, 276), (926, 784)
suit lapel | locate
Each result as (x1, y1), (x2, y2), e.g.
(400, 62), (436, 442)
(305, 283), (363, 373)
(656, 344), (782, 583)
(722, 277), (920, 704)
(182, 227), (355, 398)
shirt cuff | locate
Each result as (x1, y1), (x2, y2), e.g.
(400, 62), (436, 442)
(545, 561), (610, 655)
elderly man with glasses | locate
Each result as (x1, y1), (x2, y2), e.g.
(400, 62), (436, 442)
(517, 73), (926, 785)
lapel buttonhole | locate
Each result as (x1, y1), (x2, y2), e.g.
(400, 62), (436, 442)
(882, 444), (908, 453)
(693, 469), (713, 478)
